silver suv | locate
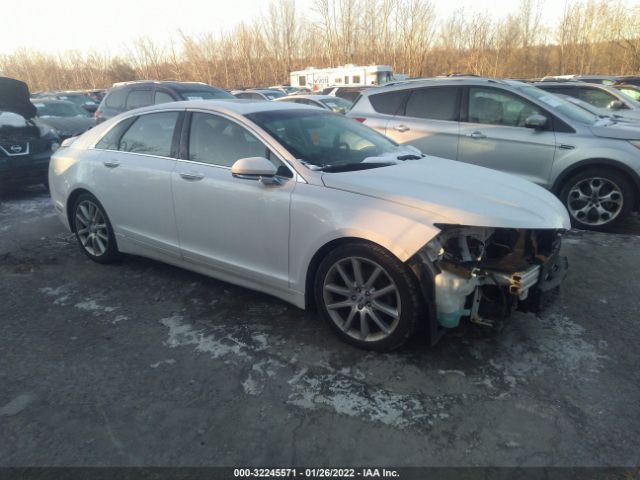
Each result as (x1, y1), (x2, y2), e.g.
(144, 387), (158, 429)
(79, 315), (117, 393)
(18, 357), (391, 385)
(348, 78), (640, 231)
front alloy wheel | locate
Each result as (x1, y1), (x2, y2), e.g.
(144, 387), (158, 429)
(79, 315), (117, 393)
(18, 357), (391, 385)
(315, 243), (423, 351)
(73, 193), (119, 263)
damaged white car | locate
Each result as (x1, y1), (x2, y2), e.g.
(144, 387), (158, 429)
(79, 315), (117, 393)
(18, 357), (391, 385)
(49, 101), (570, 351)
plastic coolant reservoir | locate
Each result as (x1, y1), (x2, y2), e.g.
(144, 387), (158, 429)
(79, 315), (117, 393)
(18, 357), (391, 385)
(434, 270), (478, 328)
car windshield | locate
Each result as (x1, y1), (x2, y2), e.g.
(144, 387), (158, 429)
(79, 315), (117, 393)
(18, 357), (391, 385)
(517, 85), (598, 124)
(34, 102), (90, 118)
(179, 89), (234, 100)
(247, 109), (405, 170)
(319, 97), (352, 113)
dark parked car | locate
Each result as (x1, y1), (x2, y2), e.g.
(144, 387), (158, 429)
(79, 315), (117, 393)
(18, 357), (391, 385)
(95, 81), (233, 124)
(52, 91), (101, 114)
(31, 98), (96, 140)
(0, 77), (60, 190)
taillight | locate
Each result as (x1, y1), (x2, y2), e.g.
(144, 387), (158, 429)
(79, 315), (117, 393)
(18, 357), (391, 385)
(353, 117), (366, 123)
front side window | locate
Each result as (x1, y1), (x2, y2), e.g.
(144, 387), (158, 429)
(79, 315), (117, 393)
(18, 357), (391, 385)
(118, 112), (179, 157)
(578, 88), (618, 109)
(405, 87), (459, 121)
(126, 90), (153, 109)
(618, 87), (640, 101)
(468, 87), (542, 127)
(188, 112), (290, 177)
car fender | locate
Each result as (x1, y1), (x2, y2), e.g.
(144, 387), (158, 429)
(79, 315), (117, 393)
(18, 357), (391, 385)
(289, 184), (440, 294)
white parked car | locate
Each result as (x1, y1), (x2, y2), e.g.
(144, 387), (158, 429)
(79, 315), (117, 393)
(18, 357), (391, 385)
(49, 101), (570, 351)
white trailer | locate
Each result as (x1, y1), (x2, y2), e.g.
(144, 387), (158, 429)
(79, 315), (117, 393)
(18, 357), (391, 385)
(290, 65), (394, 92)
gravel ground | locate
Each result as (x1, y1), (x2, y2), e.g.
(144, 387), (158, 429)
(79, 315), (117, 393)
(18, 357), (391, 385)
(1, 186), (639, 467)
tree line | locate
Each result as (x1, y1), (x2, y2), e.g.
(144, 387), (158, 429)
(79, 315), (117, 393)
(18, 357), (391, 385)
(1, 0), (639, 92)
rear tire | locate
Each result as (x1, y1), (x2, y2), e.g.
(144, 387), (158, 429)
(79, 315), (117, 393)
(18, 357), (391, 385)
(314, 242), (424, 351)
(560, 167), (635, 231)
(72, 193), (119, 264)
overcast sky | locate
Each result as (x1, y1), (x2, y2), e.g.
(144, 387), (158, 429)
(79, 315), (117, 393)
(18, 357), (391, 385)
(1, 0), (637, 55)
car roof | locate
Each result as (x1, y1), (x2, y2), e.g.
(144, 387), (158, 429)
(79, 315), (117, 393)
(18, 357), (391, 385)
(121, 99), (319, 117)
(111, 81), (218, 91)
(357, 77), (518, 96)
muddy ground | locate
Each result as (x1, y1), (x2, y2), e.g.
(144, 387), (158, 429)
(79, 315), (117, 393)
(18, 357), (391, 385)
(1, 187), (639, 467)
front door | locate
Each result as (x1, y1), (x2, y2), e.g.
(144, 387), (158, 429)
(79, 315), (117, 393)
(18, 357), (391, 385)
(457, 86), (557, 186)
(171, 112), (294, 289)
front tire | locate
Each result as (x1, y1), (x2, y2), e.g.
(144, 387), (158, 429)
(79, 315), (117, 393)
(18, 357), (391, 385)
(560, 168), (635, 231)
(314, 242), (424, 351)
(72, 193), (119, 263)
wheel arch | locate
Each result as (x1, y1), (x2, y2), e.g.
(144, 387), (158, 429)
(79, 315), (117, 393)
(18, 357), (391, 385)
(304, 236), (402, 310)
(66, 187), (96, 232)
(551, 159), (640, 208)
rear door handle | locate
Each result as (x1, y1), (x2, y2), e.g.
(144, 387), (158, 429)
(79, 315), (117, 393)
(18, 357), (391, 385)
(103, 160), (120, 168)
(393, 124), (410, 132)
(466, 131), (486, 139)
(179, 171), (204, 181)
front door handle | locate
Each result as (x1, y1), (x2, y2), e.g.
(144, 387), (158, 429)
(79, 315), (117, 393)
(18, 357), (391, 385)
(103, 160), (120, 168)
(466, 131), (486, 139)
(393, 124), (410, 132)
(179, 171), (204, 181)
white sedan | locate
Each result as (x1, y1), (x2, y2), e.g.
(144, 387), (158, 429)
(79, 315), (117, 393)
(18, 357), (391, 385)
(49, 100), (570, 351)
(274, 94), (353, 113)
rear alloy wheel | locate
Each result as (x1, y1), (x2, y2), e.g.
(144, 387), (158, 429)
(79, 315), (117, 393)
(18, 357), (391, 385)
(315, 243), (423, 351)
(560, 168), (635, 231)
(73, 193), (119, 263)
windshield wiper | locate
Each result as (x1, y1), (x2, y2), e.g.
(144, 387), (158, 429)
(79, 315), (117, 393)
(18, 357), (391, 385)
(318, 162), (397, 173)
(397, 153), (423, 160)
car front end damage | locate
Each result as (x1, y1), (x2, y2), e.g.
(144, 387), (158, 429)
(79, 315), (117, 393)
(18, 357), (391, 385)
(408, 225), (568, 343)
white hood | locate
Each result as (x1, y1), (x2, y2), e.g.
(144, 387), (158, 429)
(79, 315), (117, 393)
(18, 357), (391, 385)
(321, 156), (571, 230)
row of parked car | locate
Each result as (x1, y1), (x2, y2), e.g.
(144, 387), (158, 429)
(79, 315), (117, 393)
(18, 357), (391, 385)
(3, 73), (640, 232)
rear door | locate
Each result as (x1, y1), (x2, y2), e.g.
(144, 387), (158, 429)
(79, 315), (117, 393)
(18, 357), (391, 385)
(386, 86), (461, 159)
(457, 86), (557, 186)
(91, 110), (182, 256)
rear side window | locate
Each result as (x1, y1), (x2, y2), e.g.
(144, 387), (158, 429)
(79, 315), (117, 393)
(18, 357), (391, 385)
(369, 90), (409, 115)
(104, 88), (127, 108)
(95, 117), (136, 150)
(118, 112), (179, 157)
(405, 87), (460, 121)
(126, 90), (153, 109)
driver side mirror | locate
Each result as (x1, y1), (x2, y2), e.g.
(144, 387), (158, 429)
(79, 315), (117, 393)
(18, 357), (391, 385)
(607, 100), (626, 110)
(524, 114), (548, 130)
(231, 157), (280, 185)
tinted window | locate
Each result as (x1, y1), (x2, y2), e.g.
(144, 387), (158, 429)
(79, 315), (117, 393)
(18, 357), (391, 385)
(126, 90), (153, 109)
(369, 90), (408, 115)
(105, 88), (127, 108)
(618, 87), (640, 101)
(188, 113), (290, 177)
(578, 88), (617, 108)
(405, 87), (459, 120)
(468, 87), (542, 127)
(95, 117), (136, 150)
(155, 91), (174, 104)
(119, 112), (179, 157)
